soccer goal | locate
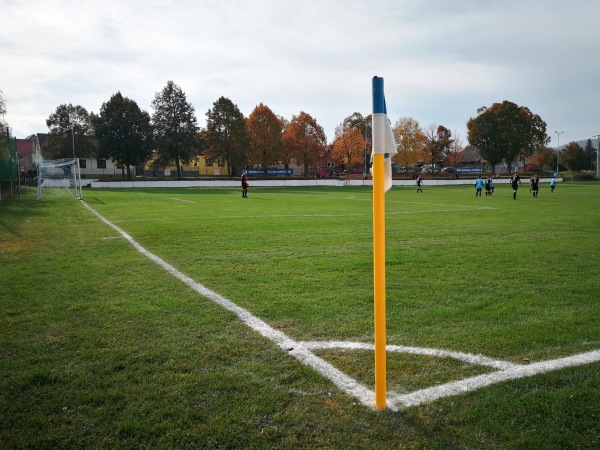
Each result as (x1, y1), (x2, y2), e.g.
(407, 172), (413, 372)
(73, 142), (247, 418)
(36, 158), (83, 200)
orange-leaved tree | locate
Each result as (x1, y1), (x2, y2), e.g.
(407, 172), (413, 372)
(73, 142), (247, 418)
(283, 111), (326, 176)
(246, 103), (283, 172)
(331, 124), (365, 170)
(392, 116), (427, 166)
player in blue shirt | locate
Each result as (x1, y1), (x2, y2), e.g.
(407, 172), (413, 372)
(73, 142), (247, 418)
(475, 176), (484, 197)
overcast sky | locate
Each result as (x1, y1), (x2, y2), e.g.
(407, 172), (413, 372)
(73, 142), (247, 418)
(2, 0), (599, 148)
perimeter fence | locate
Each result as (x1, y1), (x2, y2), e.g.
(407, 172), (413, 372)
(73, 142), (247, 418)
(0, 129), (18, 199)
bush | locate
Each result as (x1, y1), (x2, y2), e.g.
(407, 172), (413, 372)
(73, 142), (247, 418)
(576, 173), (595, 181)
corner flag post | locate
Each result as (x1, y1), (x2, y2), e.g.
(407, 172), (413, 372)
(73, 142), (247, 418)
(372, 76), (396, 410)
(372, 149), (387, 410)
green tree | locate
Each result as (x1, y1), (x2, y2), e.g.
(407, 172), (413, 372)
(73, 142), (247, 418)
(583, 139), (596, 170)
(93, 92), (153, 180)
(425, 124), (453, 168)
(0, 90), (8, 132)
(151, 81), (199, 178)
(560, 142), (588, 171)
(246, 103), (283, 173)
(283, 111), (326, 176)
(205, 96), (249, 176)
(0, 90), (11, 184)
(44, 104), (98, 159)
(467, 101), (549, 174)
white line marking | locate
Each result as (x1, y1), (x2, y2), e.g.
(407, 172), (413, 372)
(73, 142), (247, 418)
(158, 196), (195, 204)
(82, 200), (600, 411)
(302, 341), (517, 370)
(389, 349), (600, 409)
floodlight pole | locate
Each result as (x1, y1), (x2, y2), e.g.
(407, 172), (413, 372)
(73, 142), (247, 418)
(555, 130), (563, 176)
(593, 134), (600, 179)
(71, 126), (76, 160)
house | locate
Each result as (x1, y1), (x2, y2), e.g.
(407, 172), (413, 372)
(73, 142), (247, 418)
(143, 150), (229, 177)
(456, 149), (484, 167)
(16, 134), (43, 175)
(31, 133), (135, 179)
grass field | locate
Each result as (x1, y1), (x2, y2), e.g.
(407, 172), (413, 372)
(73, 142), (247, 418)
(1, 182), (600, 448)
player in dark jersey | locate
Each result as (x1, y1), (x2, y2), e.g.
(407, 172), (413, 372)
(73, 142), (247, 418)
(531, 174), (539, 198)
(511, 172), (521, 200)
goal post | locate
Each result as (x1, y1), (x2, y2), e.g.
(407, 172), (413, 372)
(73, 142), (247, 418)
(36, 158), (83, 200)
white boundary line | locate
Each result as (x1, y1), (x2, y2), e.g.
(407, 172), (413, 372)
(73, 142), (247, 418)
(82, 201), (600, 411)
(388, 349), (600, 409)
(158, 196), (196, 204)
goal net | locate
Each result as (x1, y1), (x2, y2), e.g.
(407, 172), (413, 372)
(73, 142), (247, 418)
(36, 158), (83, 200)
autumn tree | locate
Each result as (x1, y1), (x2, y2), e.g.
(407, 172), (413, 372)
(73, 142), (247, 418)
(205, 96), (248, 176)
(331, 124), (365, 170)
(467, 101), (549, 174)
(44, 104), (98, 159)
(277, 116), (296, 170)
(283, 112), (326, 176)
(151, 81), (199, 178)
(343, 112), (371, 170)
(560, 142), (587, 171)
(93, 92), (153, 180)
(246, 103), (283, 173)
(529, 147), (555, 169)
(392, 116), (427, 166)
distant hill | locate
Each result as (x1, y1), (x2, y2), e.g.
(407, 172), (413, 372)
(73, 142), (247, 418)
(559, 138), (599, 150)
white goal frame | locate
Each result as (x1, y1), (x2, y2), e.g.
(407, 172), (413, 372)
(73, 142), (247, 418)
(36, 158), (83, 200)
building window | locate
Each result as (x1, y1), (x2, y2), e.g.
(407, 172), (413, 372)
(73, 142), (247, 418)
(327, 162), (335, 168)
(218, 159), (225, 167)
(97, 159), (106, 169)
(205, 158), (213, 166)
(79, 159), (87, 169)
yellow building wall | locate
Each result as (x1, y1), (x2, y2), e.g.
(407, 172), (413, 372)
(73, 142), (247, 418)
(145, 155), (228, 176)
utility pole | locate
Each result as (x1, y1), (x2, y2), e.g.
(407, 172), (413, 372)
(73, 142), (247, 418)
(555, 130), (564, 176)
(71, 126), (76, 160)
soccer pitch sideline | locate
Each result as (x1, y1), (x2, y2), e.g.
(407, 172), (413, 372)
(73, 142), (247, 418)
(1, 183), (599, 448)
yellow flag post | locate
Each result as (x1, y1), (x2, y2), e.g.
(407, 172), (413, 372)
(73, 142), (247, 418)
(372, 152), (387, 409)
(371, 76), (396, 410)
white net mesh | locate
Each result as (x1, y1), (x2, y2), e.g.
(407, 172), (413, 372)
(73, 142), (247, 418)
(36, 158), (82, 200)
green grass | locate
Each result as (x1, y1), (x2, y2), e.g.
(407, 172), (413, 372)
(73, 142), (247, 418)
(1, 183), (600, 448)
